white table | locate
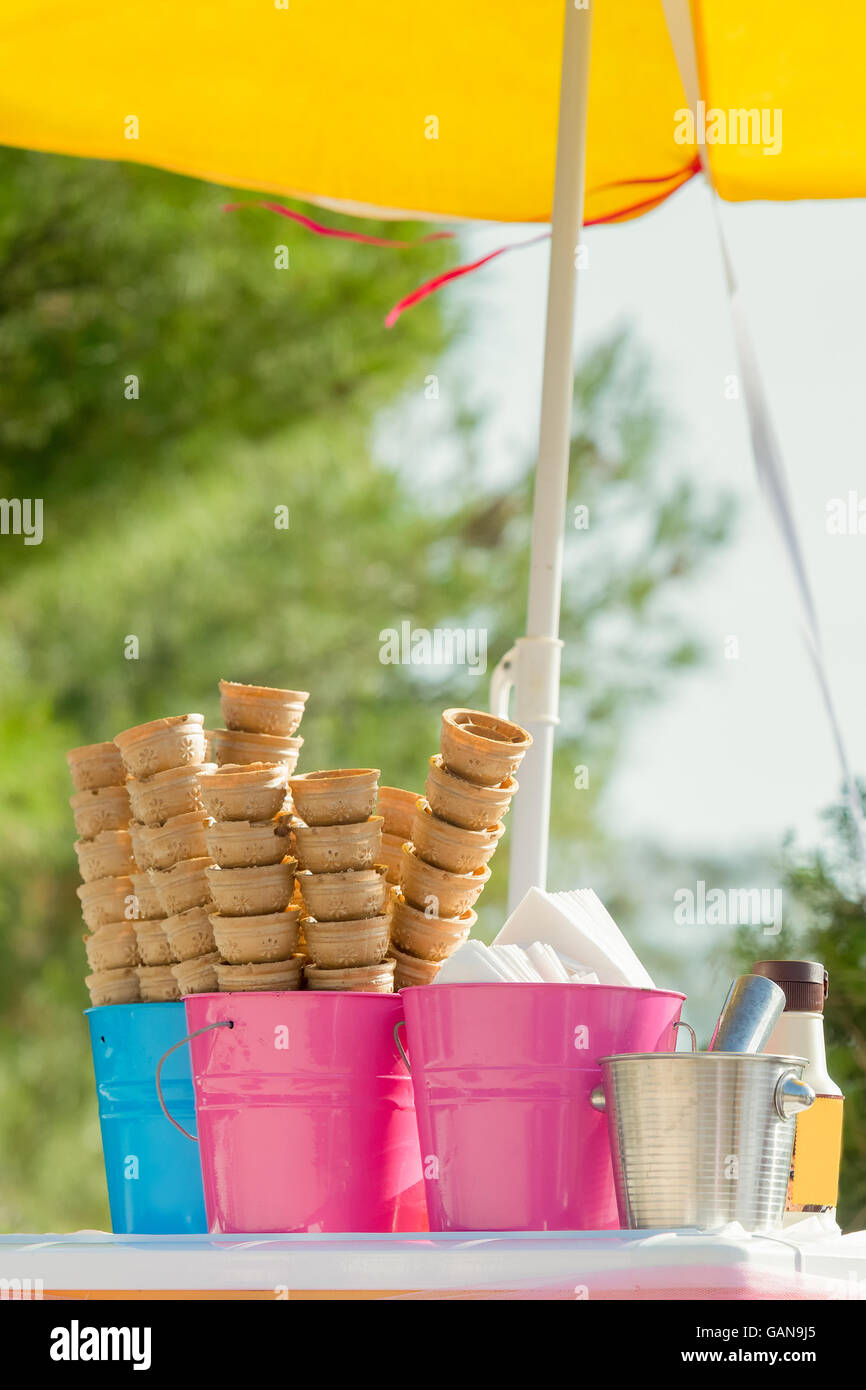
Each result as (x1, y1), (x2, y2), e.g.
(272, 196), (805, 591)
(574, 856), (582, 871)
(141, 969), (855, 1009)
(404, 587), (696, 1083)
(2, 1216), (865, 1300)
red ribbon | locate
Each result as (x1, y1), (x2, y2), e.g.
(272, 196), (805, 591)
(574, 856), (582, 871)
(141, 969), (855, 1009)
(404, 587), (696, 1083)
(224, 200), (454, 249)
(225, 160), (700, 326)
(384, 233), (550, 326)
(384, 162), (700, 325)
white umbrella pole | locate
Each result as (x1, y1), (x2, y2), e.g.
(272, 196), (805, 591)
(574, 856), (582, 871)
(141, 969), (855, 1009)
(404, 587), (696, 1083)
(503, 0), (593, 911)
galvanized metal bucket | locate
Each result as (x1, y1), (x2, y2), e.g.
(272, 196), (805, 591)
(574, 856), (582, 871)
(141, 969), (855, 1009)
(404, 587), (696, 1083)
(591, 1051), (815, 1232)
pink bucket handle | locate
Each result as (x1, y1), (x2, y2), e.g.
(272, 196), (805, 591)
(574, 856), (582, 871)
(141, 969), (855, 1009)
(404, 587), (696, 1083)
(155, 1020), (234, 1142)
(394, 1020), (411, 1074)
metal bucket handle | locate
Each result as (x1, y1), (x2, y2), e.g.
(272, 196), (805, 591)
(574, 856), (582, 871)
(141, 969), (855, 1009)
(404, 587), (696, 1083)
(673, 1019), (697, 1051)
(774, 1068), (815, 1120)
(155, 1020), (234, 1142)
(590, 1019), (697, 1111)
(394, 1020), (411, 1074)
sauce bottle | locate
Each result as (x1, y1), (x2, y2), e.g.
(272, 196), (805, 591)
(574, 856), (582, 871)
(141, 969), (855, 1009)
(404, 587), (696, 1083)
(753, 959), (843, 1212)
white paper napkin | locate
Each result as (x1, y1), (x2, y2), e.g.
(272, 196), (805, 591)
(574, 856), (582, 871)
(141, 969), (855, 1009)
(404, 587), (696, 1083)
(492, 886), (654, 989)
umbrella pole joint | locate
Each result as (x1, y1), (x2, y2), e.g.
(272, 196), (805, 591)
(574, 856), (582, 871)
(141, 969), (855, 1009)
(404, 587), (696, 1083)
(490, 639), (563, 727)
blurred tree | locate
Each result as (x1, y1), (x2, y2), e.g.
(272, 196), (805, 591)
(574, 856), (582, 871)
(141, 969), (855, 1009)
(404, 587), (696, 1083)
(0, 148), (731, 1228)
(763, 795), (866, 1229)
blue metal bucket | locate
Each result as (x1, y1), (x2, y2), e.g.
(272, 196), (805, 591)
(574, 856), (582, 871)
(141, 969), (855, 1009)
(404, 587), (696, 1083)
(86, 1002), (207, 1234)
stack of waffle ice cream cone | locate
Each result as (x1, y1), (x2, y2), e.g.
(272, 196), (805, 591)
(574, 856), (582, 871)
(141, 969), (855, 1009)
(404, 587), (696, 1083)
(117, 713), (212, 1003)
(199, 680), (308, 993)
(289, 769), (392, 992)
(389, 708), (531, 986)
(70, 741), (138, 1006)
(210, 680), (306, 776)
(376, 786), (419, 885)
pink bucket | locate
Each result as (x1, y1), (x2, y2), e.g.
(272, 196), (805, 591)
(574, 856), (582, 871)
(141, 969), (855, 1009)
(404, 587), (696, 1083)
(400, 982), (684, 1232)
(179, 992), (427, 1234)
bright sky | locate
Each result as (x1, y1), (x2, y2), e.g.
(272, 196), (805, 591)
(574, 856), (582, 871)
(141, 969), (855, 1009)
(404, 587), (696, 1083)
(438, 180), (866, 865)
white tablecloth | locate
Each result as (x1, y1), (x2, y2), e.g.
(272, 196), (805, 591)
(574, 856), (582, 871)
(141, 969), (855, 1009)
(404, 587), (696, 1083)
(2, 1216), (865, 1299)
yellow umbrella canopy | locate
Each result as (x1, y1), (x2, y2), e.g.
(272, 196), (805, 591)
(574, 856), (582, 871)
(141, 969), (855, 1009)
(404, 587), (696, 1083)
(3, 0), (863, 898)
(0, 0), (863, 226)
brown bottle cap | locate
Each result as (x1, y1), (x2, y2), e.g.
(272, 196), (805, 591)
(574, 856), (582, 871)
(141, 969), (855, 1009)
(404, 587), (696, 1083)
(752, 960), (828, 1013)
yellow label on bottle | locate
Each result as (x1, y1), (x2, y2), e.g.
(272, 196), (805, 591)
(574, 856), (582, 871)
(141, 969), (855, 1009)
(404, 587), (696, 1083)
(788, 1095), (844, 1209)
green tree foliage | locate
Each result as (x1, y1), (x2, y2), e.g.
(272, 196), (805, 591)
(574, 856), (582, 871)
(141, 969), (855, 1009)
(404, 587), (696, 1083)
(0, 148), (730, 1229)
(774, 796), (866, 1229)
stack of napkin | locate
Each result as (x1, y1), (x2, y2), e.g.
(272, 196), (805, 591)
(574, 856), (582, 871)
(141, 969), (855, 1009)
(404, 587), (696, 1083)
(434, 886), (653, 988)
(436, 938), (599, 984)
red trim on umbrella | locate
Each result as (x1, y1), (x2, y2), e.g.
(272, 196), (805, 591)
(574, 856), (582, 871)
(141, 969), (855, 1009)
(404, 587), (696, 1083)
(591, 155), (702, 194)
